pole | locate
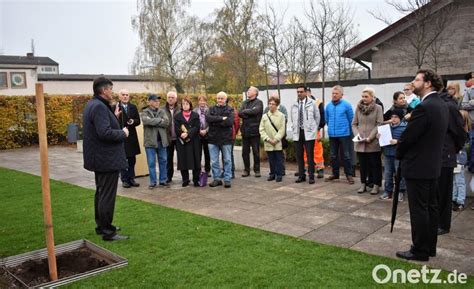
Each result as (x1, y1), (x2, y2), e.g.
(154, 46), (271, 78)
(35, 83), (58, 281)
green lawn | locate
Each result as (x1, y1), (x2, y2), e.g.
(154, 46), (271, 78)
(0, 167), (471, 288)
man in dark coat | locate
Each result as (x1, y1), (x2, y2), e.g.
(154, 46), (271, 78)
(437, 89), (467, 235)
(239, 86), (263, 177)
(396, 69), (448, 261)
(83, 77), (129, 241)
(113, 89), (141, 188)
(164, 91), (180, 183)
(207, 91), (235, 188)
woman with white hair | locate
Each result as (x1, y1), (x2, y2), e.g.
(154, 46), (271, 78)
(352, 87), (383, 194)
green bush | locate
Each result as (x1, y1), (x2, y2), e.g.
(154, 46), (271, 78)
(0, 93), (243, 150)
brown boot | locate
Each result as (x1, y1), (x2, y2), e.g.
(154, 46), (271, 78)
(346, 176), (355, 184)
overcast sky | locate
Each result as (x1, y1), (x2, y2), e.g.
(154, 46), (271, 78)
(0, 0), (399, 75)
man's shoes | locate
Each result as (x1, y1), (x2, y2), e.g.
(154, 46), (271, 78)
(317, 169), (324, 179)
(148, 184), (156, 189)
(295, 176), (306, 183)
(308, 178), (315, 184)
(103, 233), (129, 241)
(182, 180), (190, 187)
(255, 171), (261, 178)
(166, 178), (172, 183)
(267, 175), (276, 181)
(193, 182), (200, 187)
(159, 183), (169, 187)
(242, 171), (250, 177)
(396, 250), (429, 261)
(96, 226), (121, 235)
(282, 171), (286, 176)
(224, 181), (231, 188)
(129, 180), (140, 187)
(122, 182), (131, 188)
(209, 180), (223, 187)
(346, 176), (355, 184)
(325, 175), (339, 182)
(437, 228), (449, 235)
(357, 185), (366, 194)
(276, 177), (282, 182)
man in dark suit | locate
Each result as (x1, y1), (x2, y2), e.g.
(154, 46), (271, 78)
(114, 89), (141, 188)
(396, 69), (448, 261)
(83, 77), (129, 241)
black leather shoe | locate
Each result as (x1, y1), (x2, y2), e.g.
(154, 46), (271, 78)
(182, 180), (190, 187)
(129, 180), (140, 187)
(276, 177), (282, 182)
(103, 233), (129, 241)
(242, 171), (250, 177)
(122, 182), (131, 188)
(308, 178), (315, 184)
(437, 228), (449, 235)
(396, 250), (428, 261)
(267, 175), (275, 181)
(295, 177), (306, 183)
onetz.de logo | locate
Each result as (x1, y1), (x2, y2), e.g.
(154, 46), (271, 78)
(372, 264), (468, 284)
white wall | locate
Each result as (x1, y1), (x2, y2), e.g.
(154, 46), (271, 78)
(0, 68), (37, 96)
(41, 80), (168, 95)
(260, 78), (468, 138)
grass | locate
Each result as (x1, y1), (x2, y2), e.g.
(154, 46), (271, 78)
(0, 167), (472, 288)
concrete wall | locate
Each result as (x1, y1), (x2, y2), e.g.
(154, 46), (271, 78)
(371, 0), (474, 78)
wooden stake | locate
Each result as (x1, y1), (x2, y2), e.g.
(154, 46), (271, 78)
(35, 83), (58, 281)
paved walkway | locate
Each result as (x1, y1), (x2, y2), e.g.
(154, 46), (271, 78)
(1, 146), (473, 275)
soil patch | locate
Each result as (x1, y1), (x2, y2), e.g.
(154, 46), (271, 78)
(3, 247), (110, 288)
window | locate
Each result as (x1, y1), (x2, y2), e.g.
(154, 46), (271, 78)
(0, 72), (7, 89)
(43, 67), (53, 72)
(10, 72), (27, 89)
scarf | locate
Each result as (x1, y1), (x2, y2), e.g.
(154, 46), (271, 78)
(357, 99), (376, 115)
(183, 110), (191, 122)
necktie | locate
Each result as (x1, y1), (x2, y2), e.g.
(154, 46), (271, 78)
(123, 105), (128, 113)
(299, 101), (304, 129)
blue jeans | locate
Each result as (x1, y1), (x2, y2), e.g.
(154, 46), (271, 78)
(209, 143), (232, 182)
(469, 129), (474, 172)
(267, 150), (283, 178)
(453, 170), (466, 205)
(145, 143), (167, 185)
(329, 136), (352, 177)
(383, 155), (406, 194)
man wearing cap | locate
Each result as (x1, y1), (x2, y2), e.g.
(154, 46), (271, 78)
(113, 89), (141, 188)
(83, 77), (129, 241)
(141, 94), (170, 189)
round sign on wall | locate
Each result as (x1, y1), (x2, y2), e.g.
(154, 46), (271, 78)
(11, 73), (26, 88)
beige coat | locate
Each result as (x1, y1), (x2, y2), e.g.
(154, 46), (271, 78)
(352, 103), (383, 152)
(259, 110), (286, 151)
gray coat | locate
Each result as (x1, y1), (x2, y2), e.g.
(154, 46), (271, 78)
(141, 106), (170, 148)
(352, 102), (383, 153)
(290, 97), (320, 141)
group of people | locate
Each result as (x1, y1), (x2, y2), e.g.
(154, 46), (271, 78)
(83, 70), (473, 263)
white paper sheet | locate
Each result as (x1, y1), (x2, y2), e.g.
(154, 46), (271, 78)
(378, 124), (393, 147)
(352, 134), (366, 143)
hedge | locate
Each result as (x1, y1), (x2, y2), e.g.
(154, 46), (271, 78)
(0, 93), (243, 150)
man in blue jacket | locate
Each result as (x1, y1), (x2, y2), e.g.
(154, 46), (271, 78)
(325, 85), (355, 184)
(83, 77), (129, 241)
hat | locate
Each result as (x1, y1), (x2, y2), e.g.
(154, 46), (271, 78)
(148, 94), (161, 101)
(391, 108), (405, 120)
